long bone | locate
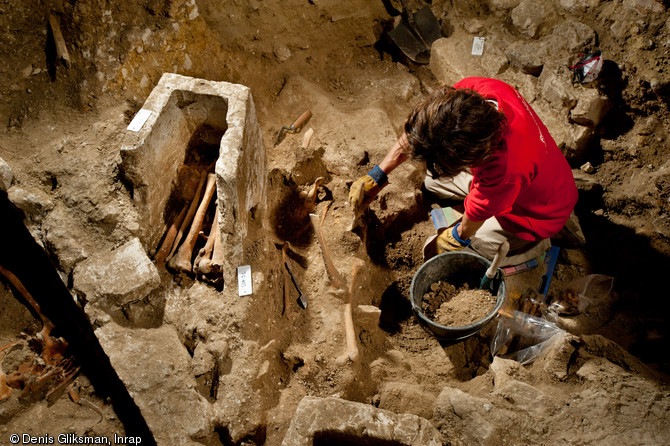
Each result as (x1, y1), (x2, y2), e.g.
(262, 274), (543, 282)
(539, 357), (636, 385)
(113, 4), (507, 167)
(154, 204), (188, 267)
(209, 219), (224, 277)
(336, 259), (363, 365)
(309, 211), (362, 364)
(168, 173), (217, 273)
(309, 213), (346, 290)
(166, 170), (207, 262)
(194, 203), (219, 275)
(0, 265), (55, 340)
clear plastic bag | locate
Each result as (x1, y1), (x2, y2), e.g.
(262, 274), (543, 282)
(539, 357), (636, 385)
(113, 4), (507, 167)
(491, 309), (565, 365)
(548, 274), (615, 316)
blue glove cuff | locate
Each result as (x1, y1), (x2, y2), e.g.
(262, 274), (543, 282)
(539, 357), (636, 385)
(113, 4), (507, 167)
(452, 223), (471, 247)
(367, 165), (388, 187)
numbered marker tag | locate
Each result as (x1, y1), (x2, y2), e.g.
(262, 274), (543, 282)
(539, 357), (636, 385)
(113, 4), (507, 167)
(127, 109), (153, 132)
(237, 265), (252, 296)
(471, 37), (485, 56)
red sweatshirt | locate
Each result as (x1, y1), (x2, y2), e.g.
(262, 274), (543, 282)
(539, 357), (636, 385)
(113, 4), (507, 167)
(453, 77), (578, 241)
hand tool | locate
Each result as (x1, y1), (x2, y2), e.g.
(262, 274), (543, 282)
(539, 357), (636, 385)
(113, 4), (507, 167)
(280, 242), (306, 313)
(480, 241), (509, 290)
(388, 0), (442, 64)
(285, 257), (306, 309)
(274, 110), (312, 146)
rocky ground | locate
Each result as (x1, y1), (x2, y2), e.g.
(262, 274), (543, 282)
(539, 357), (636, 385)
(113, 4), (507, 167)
(1, 0), (669, 445)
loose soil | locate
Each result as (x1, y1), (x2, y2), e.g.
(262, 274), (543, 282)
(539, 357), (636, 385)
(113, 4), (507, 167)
(422, 281), (497, 327)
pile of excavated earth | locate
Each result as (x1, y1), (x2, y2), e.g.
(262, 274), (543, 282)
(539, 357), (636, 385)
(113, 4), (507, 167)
(1, 0), (669, 445)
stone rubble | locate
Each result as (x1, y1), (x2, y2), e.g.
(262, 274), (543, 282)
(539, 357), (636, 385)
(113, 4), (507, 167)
(72, 237), (160, 313)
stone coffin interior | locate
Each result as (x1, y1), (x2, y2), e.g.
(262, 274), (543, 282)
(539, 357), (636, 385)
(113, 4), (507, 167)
(125, 88), (228, 250)
(120, 73), (268, 286)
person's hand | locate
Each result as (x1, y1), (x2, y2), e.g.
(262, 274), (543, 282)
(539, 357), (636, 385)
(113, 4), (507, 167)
(349, 165), (387, 216)
(436, 223), (471, 254)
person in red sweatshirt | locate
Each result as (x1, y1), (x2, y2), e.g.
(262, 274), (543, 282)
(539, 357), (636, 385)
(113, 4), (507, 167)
(349, 77), (578, 265)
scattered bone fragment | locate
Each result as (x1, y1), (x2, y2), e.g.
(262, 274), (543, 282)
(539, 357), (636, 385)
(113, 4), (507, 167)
(300, 177), (323, 212)
(302, 127), (314, 148)
(580, 162), (595, 173)
(168, 173), (217, 273)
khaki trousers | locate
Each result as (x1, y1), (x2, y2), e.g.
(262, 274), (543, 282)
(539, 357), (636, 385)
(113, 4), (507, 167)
(424, 173), (551, 267)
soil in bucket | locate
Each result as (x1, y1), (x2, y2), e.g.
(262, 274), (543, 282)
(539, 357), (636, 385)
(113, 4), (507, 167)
(421, 281), (497, 327)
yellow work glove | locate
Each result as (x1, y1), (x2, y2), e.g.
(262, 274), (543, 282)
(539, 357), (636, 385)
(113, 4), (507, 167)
(436, 223), (471, 254)
(349, 165), (387, 216)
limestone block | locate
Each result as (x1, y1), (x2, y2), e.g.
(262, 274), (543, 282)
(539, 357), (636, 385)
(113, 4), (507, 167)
(192, 342), (216, 377)
(73, 237), (160, 308)
(492, 379), (557, 415)
(572, 169), (600, 192)
(43, 205), (88, 273)
(558, 0), (600, 14)
(625, 0), (665, 15)
(539, 66), (578, 111)
(7, 186), (54, 223)
(567, 124), (596, 161)
(429, 29), (509, 86)
(281, 396), (443, 445)
(95, 322), (213, 445)
(0, 157), (12, 191)
(511, 0), (560, 39)
(488, 356), (532, 388)
(532, 99), (594, 162)
(488, 0), (522, 12)
(355, 304), (381, 331)
(371, 162), (425, 230)
(530, 332), (578, 381)
(551, 20), (597, 53)
(434, 387), (501, 445)
(379, 382), (437, 419)
(506, 41), (546, 76)
(570, 89), (613, 127)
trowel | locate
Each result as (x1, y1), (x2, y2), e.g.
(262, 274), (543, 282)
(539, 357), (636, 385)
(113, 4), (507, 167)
(480, 241), (509, 290)
(388, 0), (442, 64)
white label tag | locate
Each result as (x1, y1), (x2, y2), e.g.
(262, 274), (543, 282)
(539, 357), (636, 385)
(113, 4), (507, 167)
(471, 37), (485, 56)
(127, 109), (153, 132)
(237, 265), (252, 296)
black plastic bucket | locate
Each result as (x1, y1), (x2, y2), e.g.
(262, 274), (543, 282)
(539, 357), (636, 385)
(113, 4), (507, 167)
(409, 251), (506, 342)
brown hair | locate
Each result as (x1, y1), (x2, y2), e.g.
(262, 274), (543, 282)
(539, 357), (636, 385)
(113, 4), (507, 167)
(404, 87), (507, 178)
